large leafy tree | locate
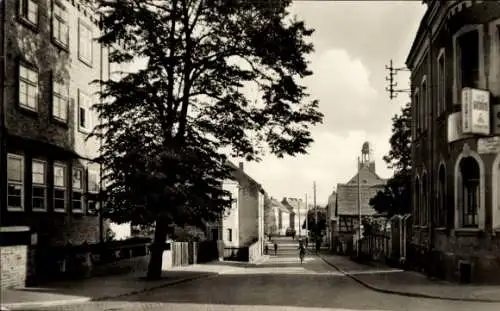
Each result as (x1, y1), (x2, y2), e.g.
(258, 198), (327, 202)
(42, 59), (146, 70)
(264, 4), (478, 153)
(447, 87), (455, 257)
(302, 207), (327, 238)
(91, 0), (323, 279)
(369, 102), (412, 216)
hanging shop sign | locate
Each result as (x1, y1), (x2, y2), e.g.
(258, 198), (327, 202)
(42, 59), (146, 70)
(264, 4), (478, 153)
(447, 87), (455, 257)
(448, 112), (471, 143)
(462, 87), (490, 135)
(477, 136), (500, 154)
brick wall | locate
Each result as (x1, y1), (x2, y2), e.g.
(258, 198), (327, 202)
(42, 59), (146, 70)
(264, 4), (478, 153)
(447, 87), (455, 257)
(0, 245), (27, 288)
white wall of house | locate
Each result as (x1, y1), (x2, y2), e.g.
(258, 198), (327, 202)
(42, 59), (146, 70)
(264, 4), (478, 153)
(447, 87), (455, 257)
(238, 181), (259, 247)
(222, 181), (239, 247)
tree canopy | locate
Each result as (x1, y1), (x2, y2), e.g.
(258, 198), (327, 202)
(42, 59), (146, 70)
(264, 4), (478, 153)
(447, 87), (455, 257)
(90, 0), (323, 277)
(302, 208), (327, 236)
(369, 102), (412, 216)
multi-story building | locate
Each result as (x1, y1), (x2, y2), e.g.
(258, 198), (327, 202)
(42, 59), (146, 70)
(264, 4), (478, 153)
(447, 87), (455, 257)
(406, 0), (500, 283)
(0, 0), (109, 287)
(222, 162), (265, 261)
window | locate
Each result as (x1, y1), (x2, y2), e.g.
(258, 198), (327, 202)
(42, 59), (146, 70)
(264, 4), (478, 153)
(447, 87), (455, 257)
(458, 30), (480, 90)
(52, 2), (68, 47)
(227, 228), (232, 242)
(52, 78), (69, 122)
(87, 169), (99, 215)
(414, 89), (420, 132)
(19, 64), (38, 111)
(437, 165), (446, 227)
(437, 50), (446, 115)
(414, 178), (420, 225)
(72, 168), (84, 212)
(422, 174), (428, 225)
(78, 21), (93, 64)
(32, 160), (47, 211)
(53, 163), (67, 212)
(7, 154), (24, 211)
(78, 90), (92, 131)
(88, 170), (99, 193)
(458, 157), (480, 227)
(18, 0), (38, 26)
(421, 78), (427, 130)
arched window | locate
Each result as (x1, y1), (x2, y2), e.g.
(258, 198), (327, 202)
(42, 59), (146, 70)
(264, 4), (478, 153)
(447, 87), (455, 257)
(493, 154), (500, 230)
(422, 173), (428, 225)
(458, 157), (480, 227)
(437, 165), (446, 227)
(414, 177), (421, 225)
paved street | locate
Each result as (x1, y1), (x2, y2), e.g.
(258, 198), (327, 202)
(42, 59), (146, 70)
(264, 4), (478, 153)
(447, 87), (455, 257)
(16, 238), (500, 311)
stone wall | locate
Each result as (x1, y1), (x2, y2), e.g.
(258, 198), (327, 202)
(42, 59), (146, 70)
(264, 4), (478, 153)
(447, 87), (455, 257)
(0, 245), (28, 288)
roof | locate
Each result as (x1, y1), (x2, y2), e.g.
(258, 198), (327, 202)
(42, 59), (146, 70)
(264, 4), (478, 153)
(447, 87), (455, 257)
(405, 2), (431, 68)
(335, 184), (385, 216)
(226, 161), (265, 193)
(282, 198), (304, 214)
(269, 197), (291, 214)
(346, 163), (386, 186)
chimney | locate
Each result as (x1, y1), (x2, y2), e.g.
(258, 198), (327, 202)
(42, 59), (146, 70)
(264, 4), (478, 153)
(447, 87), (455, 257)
(239, 162), (244, 171)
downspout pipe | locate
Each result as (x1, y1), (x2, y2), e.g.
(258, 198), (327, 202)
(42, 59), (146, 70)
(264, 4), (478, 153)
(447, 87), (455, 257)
(425, 17), (435, 275)
(0, 0), (7, 214)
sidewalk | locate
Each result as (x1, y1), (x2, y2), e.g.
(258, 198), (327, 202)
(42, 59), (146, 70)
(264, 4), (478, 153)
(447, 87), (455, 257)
(319, 252), (500, 303)
(1, 264), (219, 311)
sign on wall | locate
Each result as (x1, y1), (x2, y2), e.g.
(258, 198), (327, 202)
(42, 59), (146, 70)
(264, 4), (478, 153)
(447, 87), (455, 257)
(477, 137), (500, 154)
(448, 112), (471, 143)
(493, 104), (500, 136)
(462, 88), (490, 135)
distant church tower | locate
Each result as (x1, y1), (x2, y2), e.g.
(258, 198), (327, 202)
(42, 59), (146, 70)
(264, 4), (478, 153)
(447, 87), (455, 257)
(360, 141), (376, 172)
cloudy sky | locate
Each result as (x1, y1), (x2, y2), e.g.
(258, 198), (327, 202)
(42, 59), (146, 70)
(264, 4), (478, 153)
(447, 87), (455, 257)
(234, 1), (426, 206)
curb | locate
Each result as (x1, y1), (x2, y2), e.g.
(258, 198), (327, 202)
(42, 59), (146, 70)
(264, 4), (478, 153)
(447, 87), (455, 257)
(1, 273), (215, 310)
(318, 254), (500, 303)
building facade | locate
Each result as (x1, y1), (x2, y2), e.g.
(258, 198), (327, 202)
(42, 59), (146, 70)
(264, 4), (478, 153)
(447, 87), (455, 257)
(222, 162), (265, 255)
(406, 0), (500, 283)
(282, 197), (308, 237)
(0, 0), (109, 287)
(334, 143), (386, 254)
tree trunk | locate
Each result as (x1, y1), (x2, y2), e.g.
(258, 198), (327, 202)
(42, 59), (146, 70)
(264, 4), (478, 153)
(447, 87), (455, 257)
(146, 215), (168, 280)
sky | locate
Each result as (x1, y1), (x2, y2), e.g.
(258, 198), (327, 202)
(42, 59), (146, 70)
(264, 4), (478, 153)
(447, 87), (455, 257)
(232, 1), (427, 206)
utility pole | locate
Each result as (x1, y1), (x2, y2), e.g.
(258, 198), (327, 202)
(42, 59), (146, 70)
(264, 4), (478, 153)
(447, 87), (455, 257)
(357, 156), (362, 258)
(385, 59), (410, 100)
(298, 199), (301, 238)
(313, 181), (317, 230)
(305, 193), (308, 235)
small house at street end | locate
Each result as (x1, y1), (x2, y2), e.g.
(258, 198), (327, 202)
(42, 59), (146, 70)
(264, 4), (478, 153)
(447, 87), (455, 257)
(282, 197), (308, 237)
(221, 162), (265, 262)
(265, 196), (291, 237)
(334, 143), (386, 254)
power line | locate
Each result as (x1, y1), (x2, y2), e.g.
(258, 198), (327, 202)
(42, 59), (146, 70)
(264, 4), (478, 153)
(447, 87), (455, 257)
(385, 59), (411, 100)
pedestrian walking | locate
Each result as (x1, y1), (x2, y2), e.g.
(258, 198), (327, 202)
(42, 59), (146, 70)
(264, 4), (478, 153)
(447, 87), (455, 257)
(264, 244), (269, 255)
(274, 242), (278, 255)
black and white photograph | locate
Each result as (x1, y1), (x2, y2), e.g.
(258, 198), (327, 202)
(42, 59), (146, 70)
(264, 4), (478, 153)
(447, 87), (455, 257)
(1, 0), (500, 310)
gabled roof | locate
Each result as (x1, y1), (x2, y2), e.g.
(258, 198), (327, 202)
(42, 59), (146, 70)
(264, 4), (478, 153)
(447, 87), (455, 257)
(335, 164), (386, 217)
(335, 184), (385, 216)
(226, 161), (265, 194)
(346, 163), (386, 186)
(269, 197), (291, 214)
